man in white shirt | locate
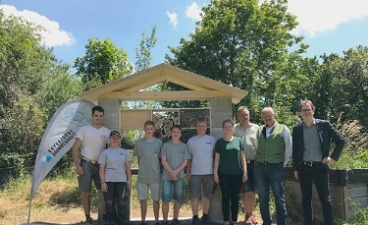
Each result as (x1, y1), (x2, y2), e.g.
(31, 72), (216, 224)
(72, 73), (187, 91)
(72, 106), (110, 225)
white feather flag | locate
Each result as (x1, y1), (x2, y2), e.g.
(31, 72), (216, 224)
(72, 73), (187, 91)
(30, 99), (95, 198)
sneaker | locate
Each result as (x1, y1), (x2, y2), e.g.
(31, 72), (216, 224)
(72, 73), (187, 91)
(172, 218), (179, 225)
(139, 222), (147, 225)
(223, 221), (230, 225)
(101, 215), (111, 225)
(154, 222), (161, 225)
(85, 217), (93, 225)
(201, 214), (208, 225)
(163, 220), (169, 225)
(191, 216), (200, 225)
(245, 214), (258, 225)
(105, 220), (116, 225)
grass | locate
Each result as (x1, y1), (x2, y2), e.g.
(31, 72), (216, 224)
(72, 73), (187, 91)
(0, 174), (89, 225)
(0, 172), (195, 225)
(1, 168), (366, 225)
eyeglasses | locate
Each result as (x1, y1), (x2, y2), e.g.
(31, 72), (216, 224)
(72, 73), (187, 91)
(301, 109), (312, 112)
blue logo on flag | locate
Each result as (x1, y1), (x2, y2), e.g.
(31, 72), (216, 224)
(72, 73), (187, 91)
(41, 154), (53, 165)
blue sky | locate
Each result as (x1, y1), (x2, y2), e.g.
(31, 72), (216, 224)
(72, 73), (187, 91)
(1, 0), (368, 69)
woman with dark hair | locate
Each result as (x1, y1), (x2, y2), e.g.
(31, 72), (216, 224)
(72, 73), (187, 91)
(98, 131), (131, 225)
(214, 119), (248, 225)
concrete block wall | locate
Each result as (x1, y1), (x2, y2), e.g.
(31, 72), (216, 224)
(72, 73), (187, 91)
(209, 96), (232, 139)
(209, 96), (232, 223)
(98, 98), (121, 132)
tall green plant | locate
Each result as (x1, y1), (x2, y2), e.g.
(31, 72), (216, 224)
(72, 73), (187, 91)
(74, 38), (134, 90)
(0, 12), (48, 155)
(135, 25), (157, 72)
(0, 9), (83, 179)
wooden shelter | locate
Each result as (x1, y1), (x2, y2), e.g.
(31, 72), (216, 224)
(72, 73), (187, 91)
(80, 63), (248, 138)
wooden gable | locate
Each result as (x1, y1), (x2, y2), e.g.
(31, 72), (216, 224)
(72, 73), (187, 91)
(80, 63), (248, 104)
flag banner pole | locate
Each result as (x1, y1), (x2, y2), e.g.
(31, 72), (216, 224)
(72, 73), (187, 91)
(27, 188), (33, 225)
(29, 99), (94, 210)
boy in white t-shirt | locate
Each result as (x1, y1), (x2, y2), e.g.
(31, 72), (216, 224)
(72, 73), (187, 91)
(187, 119), (216, 225)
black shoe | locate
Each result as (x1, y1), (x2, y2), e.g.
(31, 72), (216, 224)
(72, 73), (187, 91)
(191, 216), (200, 225)
(163, 221), (169, 225)
(85, 217), (93, 225)
(172, 218), (179, 225)
(154, 222), (160, 225)
(201, 214), (208, 225)
(140, 222), (147, 225)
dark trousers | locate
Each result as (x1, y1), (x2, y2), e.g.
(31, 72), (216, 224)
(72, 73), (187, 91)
(219, 174), (242, 222)
(104, 182), (128, 225)
(298, 163), (335, 225)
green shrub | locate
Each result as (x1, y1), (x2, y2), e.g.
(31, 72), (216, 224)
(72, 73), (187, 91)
(0, 152), (27, 179)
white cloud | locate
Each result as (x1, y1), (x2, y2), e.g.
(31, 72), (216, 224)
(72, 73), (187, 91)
(166, 11), (178, 29)
(0, 5), (74, 47)
(288, 0), (368, 37)
(186, 2), (202, 21)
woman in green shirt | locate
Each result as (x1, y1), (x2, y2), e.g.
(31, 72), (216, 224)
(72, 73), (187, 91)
(214, 119), (248, 225)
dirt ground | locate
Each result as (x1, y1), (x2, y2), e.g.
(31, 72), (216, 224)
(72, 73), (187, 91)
(12, 203), (262, 225)
(0, 178), (297, 225)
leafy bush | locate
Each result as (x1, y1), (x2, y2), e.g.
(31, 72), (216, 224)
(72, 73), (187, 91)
(0, 96), (44, 155)
(0, 152), (27, 179)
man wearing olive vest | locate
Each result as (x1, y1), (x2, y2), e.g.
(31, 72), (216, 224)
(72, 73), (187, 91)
(253, 107), (292, 225)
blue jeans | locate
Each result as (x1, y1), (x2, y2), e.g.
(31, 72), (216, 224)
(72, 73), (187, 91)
(162, 178), (184, 202)
(254, 162), (287, 225)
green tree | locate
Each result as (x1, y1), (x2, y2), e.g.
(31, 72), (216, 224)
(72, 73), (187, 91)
(74, 38), (134, 90)
(130, 25), (161, 109)
(36, 64), (82, 123)
(165, 0), (307, 124)
(0, 10), (82, 178)
(135, 25), (157, 72)
(0, 11), (51, 154)
(329, 46), (368, 127)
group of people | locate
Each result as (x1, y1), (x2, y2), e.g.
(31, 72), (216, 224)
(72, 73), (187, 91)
(72, 99), (345, 225)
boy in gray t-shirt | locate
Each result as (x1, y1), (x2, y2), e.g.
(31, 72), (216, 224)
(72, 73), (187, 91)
(133, 120), (163, 225)
(161, 126), (191, 225)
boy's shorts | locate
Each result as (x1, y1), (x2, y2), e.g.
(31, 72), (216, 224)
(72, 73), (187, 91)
(190, 174), (214, 198)
(136, 182), (160, 201)
(161, 179), (184, 202)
